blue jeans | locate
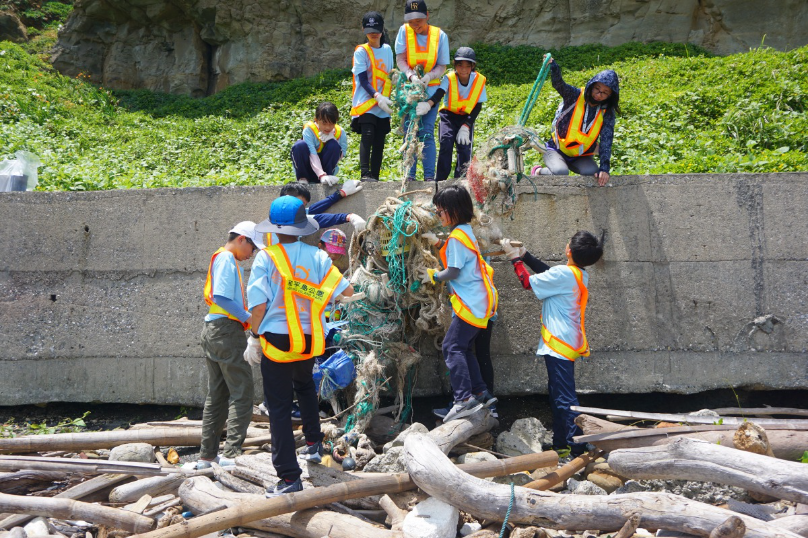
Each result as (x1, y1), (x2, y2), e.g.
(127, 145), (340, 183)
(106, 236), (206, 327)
(543, 355), (586, 455)
(403, 103), (438, 180)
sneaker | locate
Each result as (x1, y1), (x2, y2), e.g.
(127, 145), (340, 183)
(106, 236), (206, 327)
(361, 176), (379, 182)
(424, 177), (436, 182)
(258, 402), (269, 416)
(218, 455), (236, 467)
(442, 398), (484, 422)
(291, 401), (302, 423)
(530, 165), (542, 176)
(266, 478), (303, 498)
(432, 404), (452, 419)
(195, 457), (216, 469)
(489, 404), (499, 419)
(474, 390), (498, 408)
(298, 441), (323, 463)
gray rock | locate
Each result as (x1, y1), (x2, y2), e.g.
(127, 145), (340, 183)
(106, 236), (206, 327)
(613, 479), (651, 495)
(510, 417), (552, 449)
(492, 472), (533, 486)
(566, 478), (608, 495)
(459, 522), (482, 536)
(109, 442), (156, 463)
(24, 517), (49, 537)
(363, 446), (406, 474)
(496, 431), (536, 457)
(383, 422), (428, 454)
(0, 12), (28, 44)
(457, 451), (497, 465)
(638, 479), (749, 504)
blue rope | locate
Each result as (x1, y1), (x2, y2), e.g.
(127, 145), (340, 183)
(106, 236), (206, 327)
(498, 482), (515, 538)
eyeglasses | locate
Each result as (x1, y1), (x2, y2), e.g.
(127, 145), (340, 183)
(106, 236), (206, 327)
(435, 208), (446, 218)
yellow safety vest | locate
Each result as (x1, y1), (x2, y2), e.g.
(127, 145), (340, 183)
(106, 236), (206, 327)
(351, 44), (393, 116)
(259, 245), (344, 363)
(439, 228), (498, 328)
(303, 122), (343, 153)
(541, 266), (590, 361)
(440, 72), (486, 115)
(552, 89), (603, 157)
(405, 25), (441, 86)
(203, 247), (249, 330)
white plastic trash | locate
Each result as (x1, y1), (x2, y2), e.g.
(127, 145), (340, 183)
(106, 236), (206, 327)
(0, 150), (42, 192)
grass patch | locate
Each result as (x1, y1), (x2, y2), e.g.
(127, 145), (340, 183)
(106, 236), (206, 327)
(0, 41), (806, 191)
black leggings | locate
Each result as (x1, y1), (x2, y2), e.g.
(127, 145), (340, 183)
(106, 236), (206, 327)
(358, 115), (390, 180)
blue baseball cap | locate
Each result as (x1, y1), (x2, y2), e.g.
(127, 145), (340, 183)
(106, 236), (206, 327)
(255, 195), (319, 236)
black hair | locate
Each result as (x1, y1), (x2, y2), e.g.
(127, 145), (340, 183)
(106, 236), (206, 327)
(569, 230), (605, 267)
(227, 232), (240, 243)
(280, 182), (312, 203)
(315, 101), (339, 124)
(432, 184), (474, 226)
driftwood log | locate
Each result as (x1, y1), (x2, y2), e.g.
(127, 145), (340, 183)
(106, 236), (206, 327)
(571, 406), (808, 427)
(523, 451), (602, 491)
(0, 471), (68, 494)
(131, 449), (555, 538)
(770, 516), (808, 537)
(402, 432), (803, 538)
(180, 476), (402, 538)
(576, 414), (808, 460)
(109, 474), (190, 503)
(709, 516), (745, 538)
(0, 456), (182, 476)
(608, 437), (808, 503)
(0, 492), (154, 533)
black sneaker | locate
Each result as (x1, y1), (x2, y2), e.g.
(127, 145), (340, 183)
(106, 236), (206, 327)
(443, 398), (484, 422)
(489, 404), (499, 419)
(266, 478), (303, 498)
(475, 390), (498, 408)
(299, 441), (323, 463)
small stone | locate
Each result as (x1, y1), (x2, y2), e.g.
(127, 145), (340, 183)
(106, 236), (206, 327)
(496, 431), (538, 457)
(566, 478), (607, 495)
(109, 443), (156, 463)
(402, 497), (459, 538)
(459, 522), (482, 536)
(363, 446), (406, 473)
(510, 417), (551, 449)
(25, 516), (50, 536)
(383, 422), (429, 453)
(613, 479), (650, 495)
(492, 472), (533, 486)
(586, 470), (624, 493)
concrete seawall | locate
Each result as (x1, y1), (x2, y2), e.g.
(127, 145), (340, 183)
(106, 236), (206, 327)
(1, 174), (806, 406)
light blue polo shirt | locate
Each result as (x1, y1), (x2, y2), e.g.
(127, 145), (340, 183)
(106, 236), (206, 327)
(247, 242), (350, 335)
(529, 265), (589, 361)
(394, 24), (450, 99)
(439, 71), (488, 106)
(352, 44), (394, 118)
(444, 224), (493, 321)
(204, 250), (249, 322)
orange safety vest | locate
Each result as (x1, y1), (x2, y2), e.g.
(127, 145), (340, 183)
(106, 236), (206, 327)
(552, 90), (604, 158)
(351, 44), (393, 116)
(405, 25), (441, 86)
(203, 247), (250, 330)
(541, 266), (590, 361)
(259, 245), (344, 363)
(439, 228), (498, 328)
(440, 72), (486, 114)
(303, 122), (343, 153)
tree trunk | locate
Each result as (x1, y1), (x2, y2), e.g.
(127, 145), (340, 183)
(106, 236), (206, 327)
(607, 437), (808, 503)
(401, 432), (803, 538)
(0, 493), (154, 533)
(179, 476), (401, 538)
(130, 450), (556, 538)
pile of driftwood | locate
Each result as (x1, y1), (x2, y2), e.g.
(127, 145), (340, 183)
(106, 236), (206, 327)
(1, 405), (807, 538)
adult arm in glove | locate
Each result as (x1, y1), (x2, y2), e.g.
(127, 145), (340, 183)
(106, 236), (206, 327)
(456, 125), (471, 145)
(340, 179), (363, 197)
(244, 335), (264, 365)
(347, 214), (366, 232)
(374, 93), (393, 115)
(500, 237), (526, 260)
(416, 101), (432, 116)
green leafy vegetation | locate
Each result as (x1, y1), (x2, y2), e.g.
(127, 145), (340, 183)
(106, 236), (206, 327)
(0, 411), (89, 437)
(1, 0), (73, 54)
(0, 40), (805, 191)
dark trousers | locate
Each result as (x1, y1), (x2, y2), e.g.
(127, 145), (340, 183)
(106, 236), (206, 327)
(291, 139), (341, 182)
(475, 320), (494, 393)
(543, 354), (586, 455)
(260, 332), (324, 482)
(436, 110), (473, 182)
(442, 316), (488, 402)
(358, 114), (390, 180)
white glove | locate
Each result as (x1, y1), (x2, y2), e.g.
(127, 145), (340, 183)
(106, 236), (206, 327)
(244, 335), (263, 365)
(374, 93), (393, 115)
(416, 101), (432, 116)
(319, 131), (335, 143)
(348, 214), (367, 232)
(321, 175), (340, 186)
(417, 267), (437, 286)
(340, 179), (362, 197)
(408, 73), (423, 86)
(500, 238), (526, 260)
(456, 125), (471, 145)
(421, 232), (440, 246)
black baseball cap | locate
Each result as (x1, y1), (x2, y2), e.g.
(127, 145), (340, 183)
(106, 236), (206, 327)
(404, 0), (428, 21)
(454, 46), (477, 64)
(362, 11), (384, 34)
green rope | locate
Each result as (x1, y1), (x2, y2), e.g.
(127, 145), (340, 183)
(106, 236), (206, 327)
(498, 482), (515, 538)
(378, 201), (419, 293)
(518, 53), (552, 126)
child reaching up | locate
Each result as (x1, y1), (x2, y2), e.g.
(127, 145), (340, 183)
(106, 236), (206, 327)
(418, 185), (498, 422)
(501, 231), (604, 456)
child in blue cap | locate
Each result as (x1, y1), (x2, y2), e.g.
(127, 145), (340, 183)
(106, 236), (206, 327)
(245, 196), (354, 497)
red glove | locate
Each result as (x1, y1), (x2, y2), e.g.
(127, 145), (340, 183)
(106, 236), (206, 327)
(512, 260), (531, 290)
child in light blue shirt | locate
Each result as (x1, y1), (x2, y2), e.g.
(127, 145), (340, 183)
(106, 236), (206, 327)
(291, 102), (348, 185)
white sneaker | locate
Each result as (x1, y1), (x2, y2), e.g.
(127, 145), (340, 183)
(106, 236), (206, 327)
(218, 455), (236, 467)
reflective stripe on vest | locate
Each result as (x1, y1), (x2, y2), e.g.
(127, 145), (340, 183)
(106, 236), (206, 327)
(304, 122), (343, 153)
(259, 245), (344, 362)
(440, 72), (486, 114)
(405, 25), (441, 86)
(552, 89), (603, 157)
(438, 228), (498, 328)
(203, 247), (249, 330)
(351, 44), (393, 116)
(541, 266), (590, 361)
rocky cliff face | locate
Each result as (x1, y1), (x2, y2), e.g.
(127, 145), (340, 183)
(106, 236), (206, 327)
(51, 0), (808, 96)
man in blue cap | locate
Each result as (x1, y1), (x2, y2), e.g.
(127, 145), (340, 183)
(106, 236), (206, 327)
(245, 195), (354, 497)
